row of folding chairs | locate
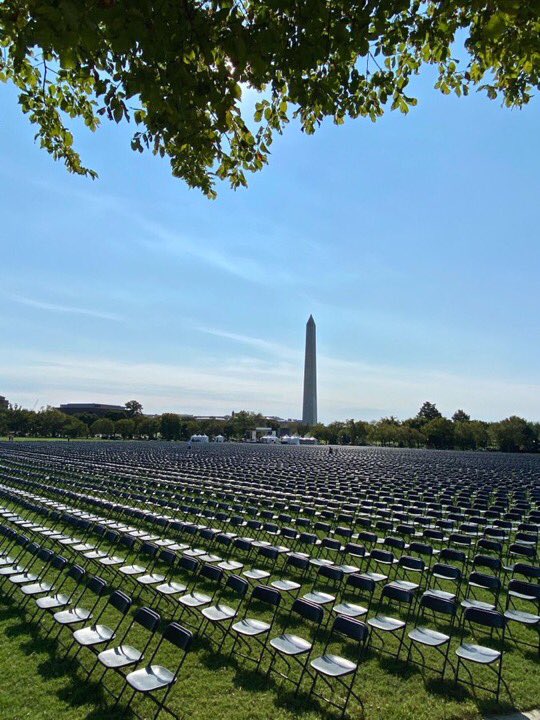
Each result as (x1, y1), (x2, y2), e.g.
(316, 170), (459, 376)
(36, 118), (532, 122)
(1, 482), (537, 627)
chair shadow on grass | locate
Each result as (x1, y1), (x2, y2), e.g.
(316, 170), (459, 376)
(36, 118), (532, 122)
(196, 634), (342, 719)
(0, 594), (134, 719)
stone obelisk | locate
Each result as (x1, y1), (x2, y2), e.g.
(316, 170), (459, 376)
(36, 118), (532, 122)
(302, 315), (317, 425)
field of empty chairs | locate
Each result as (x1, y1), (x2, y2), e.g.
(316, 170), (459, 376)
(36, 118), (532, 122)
(0, 441), (538, 720)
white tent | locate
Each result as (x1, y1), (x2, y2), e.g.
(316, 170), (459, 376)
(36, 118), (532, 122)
(190, 434), (209, 443)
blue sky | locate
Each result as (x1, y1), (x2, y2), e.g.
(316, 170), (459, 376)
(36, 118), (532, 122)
(0, 69), (539, 422)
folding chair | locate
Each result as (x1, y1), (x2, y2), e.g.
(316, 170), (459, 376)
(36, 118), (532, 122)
(243, 545), (279, 584)
(93, 606), (161, 683)
(406, 593), (457, 677)
(118, 622), (193, 720)
(271, 554), (309, 598)
(307, 616), (369, 719)
(267, 598), (324, 692)
(177, 564), (224, 628)
(200, 574), (249, 650)
(391, 555), (426, 592)
(504, 579), (540, 653)
(20, 553), (68, 606)
(425, 562), (462, 601)
(332, 573), (375, 621)
(230, 585), (282, 666)
(31, 564), (86, 623)
(7, 547), (54, 597)
(367, 583), (415, 658)
(151, 552), (195, 611)
(70, 589), (132, 660)
(303, 564), (344, 607)
(363, 549), (397, 584)
(461, 572), (501, 611)
(455, 608), (507, 701)
(52, 576), (108, 643)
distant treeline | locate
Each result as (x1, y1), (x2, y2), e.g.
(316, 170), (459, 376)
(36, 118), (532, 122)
(0, 401), (538, 453)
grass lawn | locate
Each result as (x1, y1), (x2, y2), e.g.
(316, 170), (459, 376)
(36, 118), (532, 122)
(0, 565), (538, 720)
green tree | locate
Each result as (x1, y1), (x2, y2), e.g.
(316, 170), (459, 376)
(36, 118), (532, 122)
(125, 400), (143, 418)
(422, 417), (455, 449)
(90, 418), (115, 436)
(454, 421), (477, 450)
(36, 407), (68, 437)
(115, 418), (135, 439)
(491, 416), (536, 452)
(137, 416), (159, 439)
(63, 418), (88, 438)
(452, 409), (471, 423)
(417, 402), (442, 423)
(160, 413), (181, 441)
(1, 3), (538, 197)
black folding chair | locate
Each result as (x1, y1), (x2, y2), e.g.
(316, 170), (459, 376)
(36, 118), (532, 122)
(267, 598), (324, 692)
(406, 592), (457, 677)
(307, 616), (369, 719)
(455, 607), (507, 701)
(92, 606), (161, 683)
(118, 622), (193, 720)
(230, 585), (282, 666)
(200, 574), (249, 650)
(70, 589), (132, 660)
(367, 583), (415, 658)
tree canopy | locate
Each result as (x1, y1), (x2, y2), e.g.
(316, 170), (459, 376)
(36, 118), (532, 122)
(1, 1), (538, 196)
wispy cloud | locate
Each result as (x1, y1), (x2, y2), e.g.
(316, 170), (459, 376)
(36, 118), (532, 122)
(135, 218), (296, 286)
(196, 326), (301, 360)
(1, 344), (538, 422)
(8, 294), (123, 322)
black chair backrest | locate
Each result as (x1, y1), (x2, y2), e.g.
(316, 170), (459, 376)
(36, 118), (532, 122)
(439, 548), (467, 565)
(347, 573), (375, 594)
(468, 571), (501, 591)
(287, 554), (309, 571)
(52, 555), (68, 571)
(260, 545), (279, 561)
(179, 556), (199, 574)
(227, 574), (249, 596)
(420, 592), (456, 616)
(251, 585), (281, 606)
(159, 549), (177, 565)
(292, 598), (324, 624)
(410, 542), (433, 556)
(332, 615), (369, 642)
(110, 589), (132, 613)
(164, 622), (193, 651)
(399, 555), (424, 571)
(140, 542), (157, 557)
(200, 564), (224, 583)
(318, 564), (343, 582)
(134, 606), (161, 632)
(381, 583), (414, 604)
(464, 607), (505, 629)
(473, 554), (501, 572)
(234, 539), (253, 553)
(88, 576), (108, 595)
(69, 565), (85, 582)
(431, 563), (461, 581)
(508, 579), (540, 600)
(513, 563), (540, 580)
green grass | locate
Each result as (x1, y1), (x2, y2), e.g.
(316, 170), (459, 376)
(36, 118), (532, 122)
(0, 558), (538, 720)
(0, 501), (538, 720)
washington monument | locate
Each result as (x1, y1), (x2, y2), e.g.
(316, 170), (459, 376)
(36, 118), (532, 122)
(302, 315), (317, 425)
